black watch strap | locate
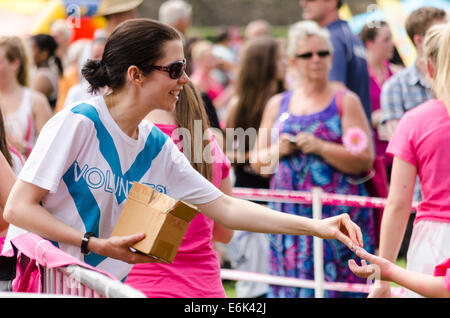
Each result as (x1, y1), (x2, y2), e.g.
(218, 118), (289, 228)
(81, 232), (95, 255)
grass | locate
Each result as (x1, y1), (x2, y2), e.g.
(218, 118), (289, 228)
(223, 280), (237, 298)
(188, 25), (289, 41)
(222, 257), (407, 298)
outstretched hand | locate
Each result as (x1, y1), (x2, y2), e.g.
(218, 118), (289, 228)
(348, 247), (393, 298)
(349, 247), (394, 281)
(316, 213), (363, 251)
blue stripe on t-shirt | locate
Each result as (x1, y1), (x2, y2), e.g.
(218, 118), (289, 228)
(71, 103), (168, 203)
(63, 161), (105, 267)
(61, 102), (169, 268)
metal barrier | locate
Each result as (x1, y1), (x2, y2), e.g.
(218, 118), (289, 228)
(1, 233), (146, 298)
(225, 186), (414, 298)
(42, 264), (146, 298)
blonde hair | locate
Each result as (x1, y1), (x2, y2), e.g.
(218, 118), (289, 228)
(0, 36), (30, 86)
(423, 22), (450, 106)
(190, 40), (212, 63)
(287, 20), (333, 57)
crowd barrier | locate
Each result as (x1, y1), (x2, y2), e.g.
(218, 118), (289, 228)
(2, 187), (413, 298)
(225, 186), (416, 298)
(0, 233), (145, 298)
(41, 264), (145, 298)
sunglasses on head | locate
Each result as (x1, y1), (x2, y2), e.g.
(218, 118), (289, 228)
(295, 50), (331, 59)
(145, 59), (187, 79)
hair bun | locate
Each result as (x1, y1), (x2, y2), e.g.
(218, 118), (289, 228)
(81, 59), (109, 93)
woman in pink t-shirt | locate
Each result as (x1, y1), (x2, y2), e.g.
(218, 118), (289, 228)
(369, 23), (450, 298)
(125, 82), (234, 298)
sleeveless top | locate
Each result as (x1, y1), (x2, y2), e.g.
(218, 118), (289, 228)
(267, 90), (375, 298)
(270, 90), (368, 196)
(4, 88), (36, 150)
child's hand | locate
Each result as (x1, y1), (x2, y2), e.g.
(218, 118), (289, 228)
(349, 247), (394, 298)
(348, 247), (393, 281)
(348, 258), (379, 279)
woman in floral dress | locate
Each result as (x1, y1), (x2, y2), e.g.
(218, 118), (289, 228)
(251, 21), (376, 298)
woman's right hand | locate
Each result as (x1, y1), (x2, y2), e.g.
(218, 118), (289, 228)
(89, 233), (169, 264)
(278, 133), (298, 158)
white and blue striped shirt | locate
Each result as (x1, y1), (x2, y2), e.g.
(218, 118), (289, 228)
(6, 96), (222, 280)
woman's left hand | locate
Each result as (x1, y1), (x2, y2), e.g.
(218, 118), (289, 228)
(315, 213), (363, 250)
(295, 132), (324, 155)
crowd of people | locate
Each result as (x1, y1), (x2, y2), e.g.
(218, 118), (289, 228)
(0, 0), (449, 298)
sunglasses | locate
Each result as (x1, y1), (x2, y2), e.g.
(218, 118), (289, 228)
(145, 59), (187, 79)
(295, 50), (331, 59)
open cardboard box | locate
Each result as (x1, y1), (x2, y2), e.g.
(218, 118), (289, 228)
(112, 182), (199, 263)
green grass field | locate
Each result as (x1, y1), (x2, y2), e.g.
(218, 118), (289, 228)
(188, 25), (289, 41)
(222, 257), (407, 298)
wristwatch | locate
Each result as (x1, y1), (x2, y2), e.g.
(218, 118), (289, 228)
(81, 232), (95, 255)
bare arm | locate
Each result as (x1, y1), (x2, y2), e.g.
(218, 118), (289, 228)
(31, 71), (54, 98)
(349, 248), (450, 298)
(4, 180), (165, 264)
(212, 176), (234, 244)
(294, 92), (374, 175)
(379, 156), (416, 261)
(31, 91), (54, 135)
(368, 156), (417, 297)
(198, 194), (363, 250)
(250, 94), (297, 177)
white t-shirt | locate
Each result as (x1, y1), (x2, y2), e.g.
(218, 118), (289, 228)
(4, 96), (222, 280)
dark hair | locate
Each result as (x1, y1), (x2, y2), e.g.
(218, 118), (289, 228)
(337, 0), (344, 9)
(229, 37), (282, 133)
(227, 37), (284, 162)
(215, 27), (230, 44)
(31, 34), (63, 76)
(359, 21), (388, 46)
(82, 18), (181, 94)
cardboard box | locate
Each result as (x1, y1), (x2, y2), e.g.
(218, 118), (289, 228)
(111, 182), (199, 263)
